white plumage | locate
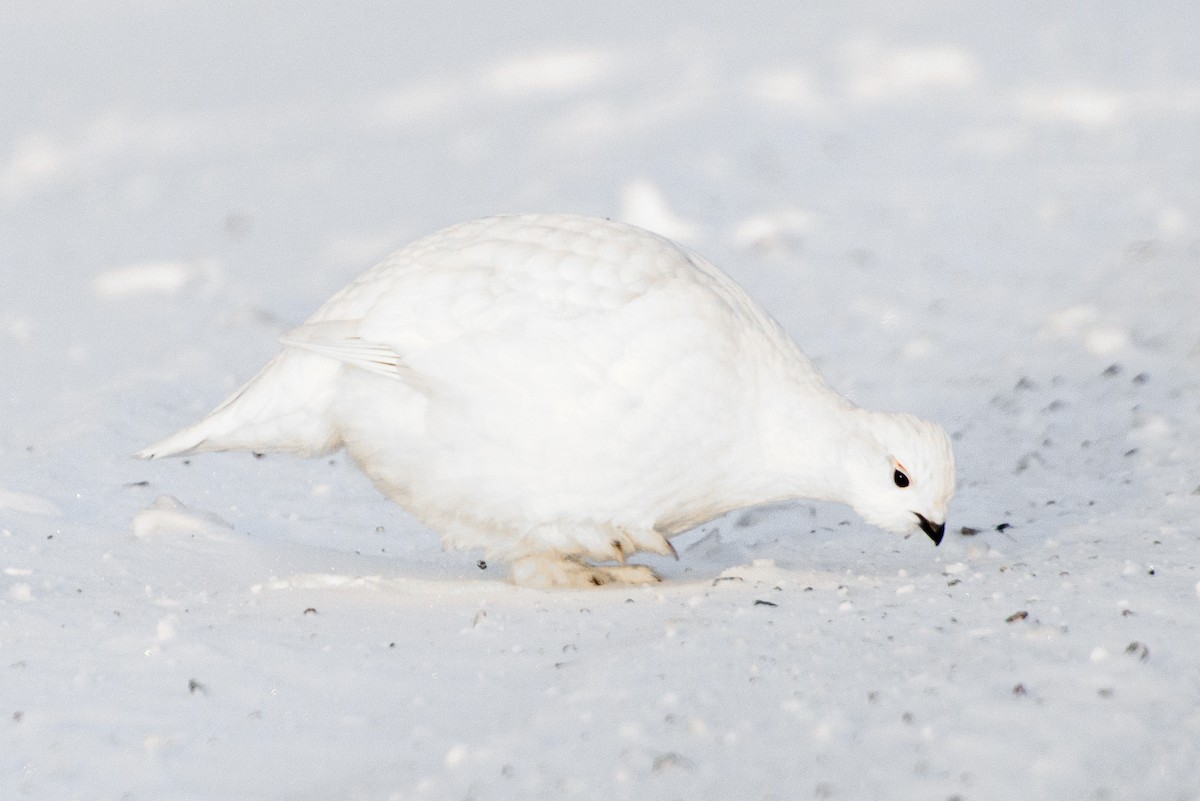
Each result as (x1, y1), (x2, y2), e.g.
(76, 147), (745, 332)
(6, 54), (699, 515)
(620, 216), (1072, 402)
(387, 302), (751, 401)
(140, 214), (955, 587)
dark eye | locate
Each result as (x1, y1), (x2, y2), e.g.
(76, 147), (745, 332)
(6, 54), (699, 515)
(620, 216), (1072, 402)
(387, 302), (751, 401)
(893, 469), (910, 488)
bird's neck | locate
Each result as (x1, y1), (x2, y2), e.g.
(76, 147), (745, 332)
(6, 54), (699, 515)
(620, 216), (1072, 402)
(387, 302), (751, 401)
(752, 384), (872, 509)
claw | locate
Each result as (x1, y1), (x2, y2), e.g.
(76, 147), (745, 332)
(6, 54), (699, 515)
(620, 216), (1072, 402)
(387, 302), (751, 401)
(646, 532), (678, 560)
(611, 539), (627, 564)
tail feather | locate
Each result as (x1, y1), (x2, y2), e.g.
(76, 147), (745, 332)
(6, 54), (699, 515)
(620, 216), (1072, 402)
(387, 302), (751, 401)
(137, 349), (343, 459)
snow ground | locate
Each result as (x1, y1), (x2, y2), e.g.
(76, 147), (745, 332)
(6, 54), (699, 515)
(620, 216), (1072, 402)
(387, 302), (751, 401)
(3, 2), (1200, 799)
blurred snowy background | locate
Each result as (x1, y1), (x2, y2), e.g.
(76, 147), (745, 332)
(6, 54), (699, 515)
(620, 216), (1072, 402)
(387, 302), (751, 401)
(2, 2), (1199, 799)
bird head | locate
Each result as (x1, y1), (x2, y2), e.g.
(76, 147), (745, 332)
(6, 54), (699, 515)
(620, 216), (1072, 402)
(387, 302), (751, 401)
(844, 411), (956, 545)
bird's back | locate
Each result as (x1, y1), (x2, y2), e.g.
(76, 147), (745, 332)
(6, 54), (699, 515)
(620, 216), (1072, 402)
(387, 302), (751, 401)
(309, 215), (828, 534)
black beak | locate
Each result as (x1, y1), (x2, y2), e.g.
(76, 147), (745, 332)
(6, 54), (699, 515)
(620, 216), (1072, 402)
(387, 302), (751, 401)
(915, 513), (945, 546)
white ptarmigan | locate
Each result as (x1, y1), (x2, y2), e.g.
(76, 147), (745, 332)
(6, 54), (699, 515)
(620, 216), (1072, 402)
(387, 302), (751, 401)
(139, 214), (955, 588)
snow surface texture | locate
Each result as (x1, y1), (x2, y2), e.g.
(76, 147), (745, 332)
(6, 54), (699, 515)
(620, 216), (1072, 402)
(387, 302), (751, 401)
(2, 2), (1199, 799)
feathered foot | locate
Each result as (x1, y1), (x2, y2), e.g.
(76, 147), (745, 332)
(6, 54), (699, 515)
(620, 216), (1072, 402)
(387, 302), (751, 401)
(508, 554), (661, 589)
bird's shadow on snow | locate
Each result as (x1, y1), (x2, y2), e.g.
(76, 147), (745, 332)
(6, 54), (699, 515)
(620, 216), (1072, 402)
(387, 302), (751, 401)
(254, 503), (930, 602)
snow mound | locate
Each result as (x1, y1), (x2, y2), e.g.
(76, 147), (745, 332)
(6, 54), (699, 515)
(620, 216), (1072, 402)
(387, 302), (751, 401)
(131, 494), (235, 540)
(92, 259), (219, 299)
(0, 489), (61, 516)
